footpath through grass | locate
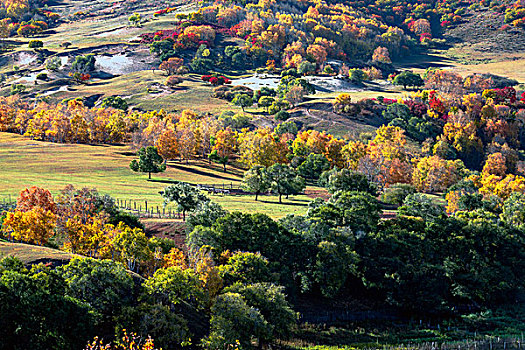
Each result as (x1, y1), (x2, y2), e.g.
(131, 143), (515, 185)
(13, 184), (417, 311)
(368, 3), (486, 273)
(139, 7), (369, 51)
(0, 132), (311, 218)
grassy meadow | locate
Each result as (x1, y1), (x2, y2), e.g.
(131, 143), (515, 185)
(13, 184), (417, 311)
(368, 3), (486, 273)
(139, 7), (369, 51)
(0, 132), (312, 218)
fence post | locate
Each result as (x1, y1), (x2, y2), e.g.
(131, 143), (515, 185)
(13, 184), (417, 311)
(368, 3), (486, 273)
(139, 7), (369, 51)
(145, 200), (148, 212)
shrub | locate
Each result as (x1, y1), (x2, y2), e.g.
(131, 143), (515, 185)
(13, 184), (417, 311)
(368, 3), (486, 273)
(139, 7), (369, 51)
(10, 84), (26, 95)
(36, 72), (48, 80)
(72, 54), (95, 73)
(274, 110), (290, 121)
(166, 75), (183, 87)
(101, 96), (128, 111)
(46, 56), (62, 71)
(381, 183), (417, 205)
(28, 40), (43, 49)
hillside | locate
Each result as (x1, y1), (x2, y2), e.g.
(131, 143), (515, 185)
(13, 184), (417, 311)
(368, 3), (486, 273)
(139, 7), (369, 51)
(1, 0), (525, 349)
(0, 241), (77, 266)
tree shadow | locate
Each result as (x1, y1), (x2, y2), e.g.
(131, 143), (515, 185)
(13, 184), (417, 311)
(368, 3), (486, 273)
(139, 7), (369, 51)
(258, 197), (309, 206)
(167, 163), (240, 181)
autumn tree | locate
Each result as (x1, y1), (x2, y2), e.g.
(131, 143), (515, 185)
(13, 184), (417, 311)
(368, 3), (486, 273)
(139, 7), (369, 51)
(16, 186), (57, 213)
(2, 207), (57, 245)
(130, 146), (166, 179)
(333, 93), (352, 113)
(285, 85), (306, 107)
(239, 128), (289, 168)
(209, 127), (238, 171)
(128, 13), (141, 27)
(155, 128), (179, 163)
(159, 57), (184, 75)
(412, 156), (462, 193)
(372, 46), (391, 64)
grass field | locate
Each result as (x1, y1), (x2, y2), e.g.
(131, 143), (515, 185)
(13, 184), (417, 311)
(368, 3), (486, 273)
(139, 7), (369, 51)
(0, 132), (312, 218)
(0, 241), (77, 265)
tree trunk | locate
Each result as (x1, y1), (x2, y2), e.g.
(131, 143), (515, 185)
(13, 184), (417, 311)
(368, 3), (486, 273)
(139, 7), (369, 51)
(255, 192), (258, 201)
(223, 163), (226, 172)
(148, 172), (151, 179)
(183, 210), (186, 221)
(279, 193), (282, 203)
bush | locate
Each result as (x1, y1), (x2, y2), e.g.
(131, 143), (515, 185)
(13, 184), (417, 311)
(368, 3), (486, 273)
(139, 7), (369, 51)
(166, 75), (183, 87)
(72, 54), (95, 73)
(274, 110), (290, 121)
(10, 84), (26, 95)
(28, 40), (43, 49)
(381, 183), (417, 205)
(101, 96), (128, 111)
(36, 72), (48, 80)
(46, 56), (62, 71)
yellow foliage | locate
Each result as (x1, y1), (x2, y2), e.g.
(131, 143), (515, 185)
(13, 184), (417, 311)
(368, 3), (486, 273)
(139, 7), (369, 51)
(3, 207), (56, 245)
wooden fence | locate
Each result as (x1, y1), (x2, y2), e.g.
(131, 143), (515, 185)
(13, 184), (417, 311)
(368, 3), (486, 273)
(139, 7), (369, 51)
(114, 198), (183, 219)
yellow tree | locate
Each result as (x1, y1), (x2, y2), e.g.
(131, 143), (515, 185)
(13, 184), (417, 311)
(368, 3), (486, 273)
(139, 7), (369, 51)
(163, 247), (188, 269)
(341, 140), (367, 170)
(412, 156), (461, 193)
(155, 128), (180, 163)
(3, 207), (57, 245)
(212, 127), (238, 171)
(196, 116), (221, 160)
(482, 152), (507, 177)
(239, 128), (289, 167)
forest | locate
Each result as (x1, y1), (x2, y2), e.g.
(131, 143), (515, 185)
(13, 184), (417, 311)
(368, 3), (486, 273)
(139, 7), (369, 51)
(0, 0), (524, 349)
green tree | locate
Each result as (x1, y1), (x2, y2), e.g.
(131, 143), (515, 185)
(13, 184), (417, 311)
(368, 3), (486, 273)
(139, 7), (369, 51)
(501, 192), (525, 228)
(59, 257), (134, 322)
(327, 168), (377, 195)
(72, 54), (96, 73)
(112, 225), (152, 273)
(382, 102), (412, 123)
(128, 12), (141, 27)
(162, 182), (209, 220)
(0, 258), (95, 350)
(219, 252), (274, 286)
(101, 95), (128, 111)
(393, 70), (424, 89)
(224, 283), (297, 339)
(258, 96), (275, 112)
(116, 303), (190, 350)
(397, 193), (445, 221)
(297, 153), (330, 181)
(144, 266), (207, 309)
(204, 292), (271, 349)
(381, 183), (416, 205)
(274, 120), (298, 136)
(349, 68), (365, 83)
(130, 146), (166, 179)
(242, 165), (270, 201)
(308, 191), (381, 233)
(186, 201), (227, 231)
(28, 40), (43, 49)
(298, 61), (316, 76)
(314, 239), (358, 298)
(267, 164), (305, 203)
(232, 93), (253, 112)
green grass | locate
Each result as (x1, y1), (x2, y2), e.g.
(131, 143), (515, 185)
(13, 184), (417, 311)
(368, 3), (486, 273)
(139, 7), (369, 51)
(0, 132), (312, 218)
